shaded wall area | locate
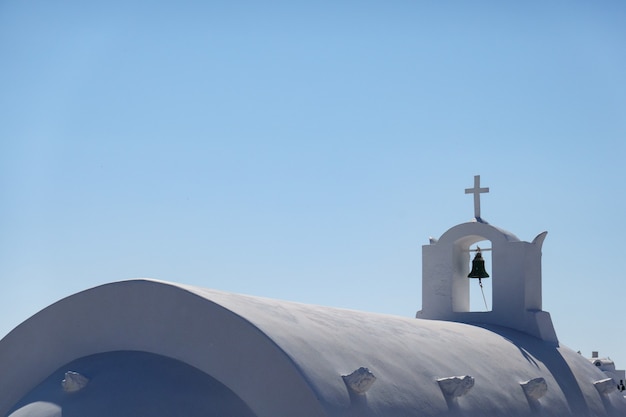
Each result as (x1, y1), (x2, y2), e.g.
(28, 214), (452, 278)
(8, 351), (258, 417)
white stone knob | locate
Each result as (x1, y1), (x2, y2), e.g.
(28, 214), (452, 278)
(62, 371), (89, 393)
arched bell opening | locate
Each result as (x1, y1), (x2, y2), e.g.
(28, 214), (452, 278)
(451, 235), (493, 313)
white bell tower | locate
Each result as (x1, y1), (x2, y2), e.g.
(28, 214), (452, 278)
(416, 176), (558, 343)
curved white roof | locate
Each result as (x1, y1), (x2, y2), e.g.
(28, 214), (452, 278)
(1, 279), (625, 417)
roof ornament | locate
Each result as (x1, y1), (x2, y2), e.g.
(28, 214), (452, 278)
(465, 175), (489, 223)
(437, 375), (475, 411)
(437, 375), (475, 398)
(520, 377), (548, 412)
(61, 371), (89, 393)
(520, 377), (548, 400)
(594, 378), (618, 395)
(342, 367), (376, 395)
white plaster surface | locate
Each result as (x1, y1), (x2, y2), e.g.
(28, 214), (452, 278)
(1, 279), (625, 417)
(7, 402), (61, 417)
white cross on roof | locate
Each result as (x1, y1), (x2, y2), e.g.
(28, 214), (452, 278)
(465, 175), (489, 221)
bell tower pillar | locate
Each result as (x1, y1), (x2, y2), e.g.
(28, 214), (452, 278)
(416, 176), (557, 343)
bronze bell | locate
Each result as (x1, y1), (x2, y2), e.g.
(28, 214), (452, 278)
(468, 248), (489, 280)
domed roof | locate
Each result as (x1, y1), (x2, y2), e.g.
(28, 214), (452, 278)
(1, 279), (624, 417)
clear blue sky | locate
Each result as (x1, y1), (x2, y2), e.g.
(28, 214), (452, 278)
(1, 1), (625, 367)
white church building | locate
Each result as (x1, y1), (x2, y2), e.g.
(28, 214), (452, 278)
(1, 176), (625, 417)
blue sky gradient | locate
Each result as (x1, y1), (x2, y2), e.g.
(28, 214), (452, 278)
(2, 1), (625, 367)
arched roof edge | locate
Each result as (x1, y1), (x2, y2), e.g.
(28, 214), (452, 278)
(437, 221), (521, 245)
(0, 279), (328, 417)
